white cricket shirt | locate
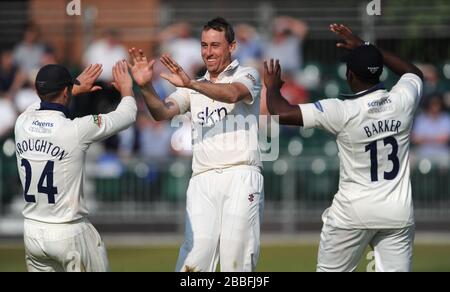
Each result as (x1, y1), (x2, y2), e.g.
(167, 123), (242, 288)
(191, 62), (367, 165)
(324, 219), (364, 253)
(300, 74), (423, 229)
(169, 60), (262, 175)
(15, 96), (137, 223)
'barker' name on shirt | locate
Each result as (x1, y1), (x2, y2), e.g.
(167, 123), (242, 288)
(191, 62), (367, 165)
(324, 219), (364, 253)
(363, 119), (402, 138)
(16, 139), (68, 161)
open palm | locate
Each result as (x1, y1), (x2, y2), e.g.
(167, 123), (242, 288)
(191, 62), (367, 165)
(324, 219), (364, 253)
(128, 47), (155, 87)
(72, 64), (103, 95)
(159, 54), (192, 88)
(330, 24), (364, 50)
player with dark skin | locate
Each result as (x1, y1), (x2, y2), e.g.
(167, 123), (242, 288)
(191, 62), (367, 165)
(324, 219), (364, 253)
(264, 23), (425, 272)
(264, 24), (423, 125)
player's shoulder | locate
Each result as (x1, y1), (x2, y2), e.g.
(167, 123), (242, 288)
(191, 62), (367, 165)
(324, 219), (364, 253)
(235, 64), (259, 76)
(389, 73), (423, 106)
(399, 73), (423, 83)
(15, 111), (27, 130)
(15, 103), (39, 126)
(330, 98), (361, 117)
(318, 97), (347, 107)
(233, 65), (260, 87)
(309, 98), (355, 117)
(390, 73), (423, 93)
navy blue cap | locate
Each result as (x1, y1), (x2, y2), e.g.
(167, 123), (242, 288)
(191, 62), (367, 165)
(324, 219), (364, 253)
(341, 44), (383, 80)
(35, 64), (80, 95)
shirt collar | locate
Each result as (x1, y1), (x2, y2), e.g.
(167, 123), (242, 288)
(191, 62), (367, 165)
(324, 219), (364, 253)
(39, 101), (70, 118)
(204, 59), (240, 81)
(340, 83), (386, 99)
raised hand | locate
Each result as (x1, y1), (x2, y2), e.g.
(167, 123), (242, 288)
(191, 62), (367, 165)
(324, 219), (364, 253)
(263, 59), (284, 90)
(330, 24), (364, 50)
(128, 47), (156, 87)
(72, 64), (103, 95)
(112, 60), (133, 97)
(159, 54), (193, 88)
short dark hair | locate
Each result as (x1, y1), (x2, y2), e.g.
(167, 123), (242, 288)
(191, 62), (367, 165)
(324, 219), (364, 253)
(203, 17), (235, 44)
(355, 72), (380, 85)
(39, 90), (63, 102)
(38, 86), (70, 102)
(347, 67), (380, 86)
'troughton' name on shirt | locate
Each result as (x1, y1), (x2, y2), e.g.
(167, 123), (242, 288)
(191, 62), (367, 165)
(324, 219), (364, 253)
(16, 139), (68, 161)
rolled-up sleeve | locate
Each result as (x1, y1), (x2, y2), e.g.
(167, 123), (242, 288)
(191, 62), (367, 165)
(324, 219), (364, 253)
(168, 87), (191, 114)
(234, 68), (262, 105)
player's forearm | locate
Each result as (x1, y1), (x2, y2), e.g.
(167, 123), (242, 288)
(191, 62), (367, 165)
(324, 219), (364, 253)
(379, 48), (423, 80)
(188, 80), (246, 103)
(120, 87), (134, 98)
(266, 87), (303, 126)
(139, 84), (177, 121)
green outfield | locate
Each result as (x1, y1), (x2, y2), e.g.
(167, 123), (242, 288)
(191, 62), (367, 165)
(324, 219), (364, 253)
(1, 243), (450, 272)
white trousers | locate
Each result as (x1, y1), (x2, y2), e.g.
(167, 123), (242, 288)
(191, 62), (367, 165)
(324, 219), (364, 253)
(317, 209), (415, 272)
(176, 166), (264, 272)
(24, 218), (109, 272)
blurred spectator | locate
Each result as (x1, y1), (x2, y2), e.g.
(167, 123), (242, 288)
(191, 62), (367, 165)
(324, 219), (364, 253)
(117, 125), (138, 159)
(159, 22), (203, 77)
(13, 23), (46, 76)
(41, 45), (58, 66)
(95, 136), (125, 178)
(78, 28), (127, 116)
(152, 58), (175, 99)
(0, 48), (27, 100)
(0, 95), (16, 139)
(234, 24), (263, 67)
(418, 64), (449, 104)
(412, 94), (450, 167)
(280, 72), (309, 105)
(83, 28), (128, 83)
(264, 16), (308, 75)
(13, 69), (40, 113)
(137, 112), (173, 159)
(259, 71), (309, 116)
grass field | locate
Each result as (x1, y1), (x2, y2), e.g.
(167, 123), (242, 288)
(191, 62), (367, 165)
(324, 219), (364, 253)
(1, 243), (450, 272)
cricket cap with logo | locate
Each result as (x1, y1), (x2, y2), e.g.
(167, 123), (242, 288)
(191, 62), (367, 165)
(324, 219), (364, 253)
(341, 43), (383, 81)
(35, 64), (80, 95)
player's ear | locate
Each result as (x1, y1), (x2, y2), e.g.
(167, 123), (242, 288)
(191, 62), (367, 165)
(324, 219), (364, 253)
(346, 68), (354, 83)
(63, 86), (73, 100)
(229, 40), (237, 54)
(63, 86), (70, 97)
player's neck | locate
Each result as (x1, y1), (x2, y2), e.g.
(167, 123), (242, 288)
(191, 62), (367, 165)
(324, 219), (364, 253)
(46, 95), (70, 108)
(352, 82), (378, 94)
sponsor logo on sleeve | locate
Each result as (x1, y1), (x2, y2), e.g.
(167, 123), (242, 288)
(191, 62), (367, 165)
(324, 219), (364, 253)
(314, 101), (324, 112)
(244, 73), (257, 86)
(92, 115), (103, 128)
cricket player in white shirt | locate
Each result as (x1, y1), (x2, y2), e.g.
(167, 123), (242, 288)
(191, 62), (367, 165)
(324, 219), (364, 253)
(15, 61), (137, 272)
(127, 17), (263, 272)
(264, 24), (424, 272)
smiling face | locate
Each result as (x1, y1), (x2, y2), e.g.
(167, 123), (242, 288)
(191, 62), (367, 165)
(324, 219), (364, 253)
(201, 29), (236, 80)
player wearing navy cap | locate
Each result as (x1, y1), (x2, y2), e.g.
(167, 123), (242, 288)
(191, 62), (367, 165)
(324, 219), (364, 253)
(15, 61), (136, 272)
